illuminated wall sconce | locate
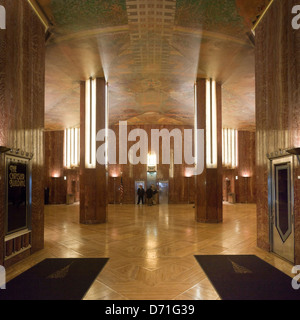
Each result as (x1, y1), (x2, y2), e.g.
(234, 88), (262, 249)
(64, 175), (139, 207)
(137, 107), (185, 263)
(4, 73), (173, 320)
(206, 79), (217, 168)
(235, 176), (239, 180)
(242, 173), (251, 178)
(85, 78), (97, 168)
(111, 173), (119, 178)
(64, 127), (80, 168)
(185, 168), (194, 178)
(51, 172), (60, 178)
(222, 128), (238, 168)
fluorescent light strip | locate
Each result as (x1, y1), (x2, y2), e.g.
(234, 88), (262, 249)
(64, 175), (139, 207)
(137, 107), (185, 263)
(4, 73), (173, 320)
(71, 127), (74, 166)
(67, 129), (71, 168)
(105, 82), (109, 167)
(232, 129), (236, 168)
(230, 129), (233, 168)
(64, 127), (80, 168)
(85, 78), (96, 168)
(206, 79), (217, 168)
(211, 80), (217, 167)
(222, 128), (238, 168)
(206, 79), (211, 167)
(225, 128), (228, 166)
(74, 128), (78, 166)
(85, 80), (91, 167)
(64, 129), (67, 167)
(91, 79), (96, 168)
(222, 129), (225, 166)
(236, 130), (238, 167)
(194, 83), (198, 166)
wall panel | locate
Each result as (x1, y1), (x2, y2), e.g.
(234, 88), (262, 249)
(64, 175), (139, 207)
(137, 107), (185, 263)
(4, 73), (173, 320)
(255, 0), (300, 261)
(0, 0), (45, 266)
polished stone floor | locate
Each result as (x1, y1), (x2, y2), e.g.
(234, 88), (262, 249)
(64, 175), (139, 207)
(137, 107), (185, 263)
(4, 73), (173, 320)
(5, 203), (294, 300)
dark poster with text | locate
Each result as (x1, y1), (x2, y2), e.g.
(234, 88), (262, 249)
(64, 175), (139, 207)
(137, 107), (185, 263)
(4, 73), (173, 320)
(6, 160), (28, 234)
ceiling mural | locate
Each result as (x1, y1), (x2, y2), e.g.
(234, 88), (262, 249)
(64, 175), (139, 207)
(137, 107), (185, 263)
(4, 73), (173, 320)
(175, 0), (245, 37)
(40, 0), (271, 131)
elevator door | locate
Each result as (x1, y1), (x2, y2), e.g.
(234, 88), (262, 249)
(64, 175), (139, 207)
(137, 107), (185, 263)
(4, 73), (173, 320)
(158, 181), (169, 204)
(271, 156), (294, 263)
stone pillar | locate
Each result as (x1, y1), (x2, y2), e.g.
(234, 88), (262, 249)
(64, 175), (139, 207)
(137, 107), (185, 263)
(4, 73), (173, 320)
(80, 78), (107, 224)
(195, 78), (223, 223)
(0, 0), (45, 266)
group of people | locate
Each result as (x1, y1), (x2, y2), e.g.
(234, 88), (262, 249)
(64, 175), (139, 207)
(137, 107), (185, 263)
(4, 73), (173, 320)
(137, 185), (157, 206)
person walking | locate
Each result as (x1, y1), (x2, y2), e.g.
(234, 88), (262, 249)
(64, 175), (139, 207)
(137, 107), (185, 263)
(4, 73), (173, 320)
(146, 186), (153, 206)
(137, 185), (145, 204)
(151, 184), (158, 205)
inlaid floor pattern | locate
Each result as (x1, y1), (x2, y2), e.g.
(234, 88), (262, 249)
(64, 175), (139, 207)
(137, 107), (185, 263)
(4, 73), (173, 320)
(5, 203), (294, 300)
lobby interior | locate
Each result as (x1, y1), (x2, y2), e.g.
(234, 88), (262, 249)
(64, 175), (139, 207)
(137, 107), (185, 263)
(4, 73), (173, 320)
(0, 0), (300, 300)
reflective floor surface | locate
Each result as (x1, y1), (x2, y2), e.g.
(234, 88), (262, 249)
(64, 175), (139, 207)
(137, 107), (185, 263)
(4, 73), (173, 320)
(5, 203), (294, 300)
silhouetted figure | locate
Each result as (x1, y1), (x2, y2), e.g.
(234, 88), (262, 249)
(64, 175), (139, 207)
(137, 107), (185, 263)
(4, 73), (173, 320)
(137, 185), (145, 204)
(146, 187), (153, 206)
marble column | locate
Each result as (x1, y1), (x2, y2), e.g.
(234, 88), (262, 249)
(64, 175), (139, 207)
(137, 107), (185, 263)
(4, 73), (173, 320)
(195, 78), (223, 223)
(0, 0), (45, 267)
(80, 78), (108, 224)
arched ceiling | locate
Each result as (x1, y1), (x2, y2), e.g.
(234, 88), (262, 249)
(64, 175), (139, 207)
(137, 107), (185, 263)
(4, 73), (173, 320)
(38, 0), (270, 131)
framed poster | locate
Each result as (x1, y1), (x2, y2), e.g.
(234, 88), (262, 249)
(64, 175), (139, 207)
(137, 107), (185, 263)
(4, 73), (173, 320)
(5, 155), (31, 235)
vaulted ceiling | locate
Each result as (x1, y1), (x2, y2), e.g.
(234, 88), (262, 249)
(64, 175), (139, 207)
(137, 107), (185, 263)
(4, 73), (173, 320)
(38, 0), (270, 131)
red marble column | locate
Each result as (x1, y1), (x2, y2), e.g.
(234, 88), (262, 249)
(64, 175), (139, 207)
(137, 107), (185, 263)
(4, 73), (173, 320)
(195, 79), (223, 223)
(255, 0), (300, 262)
(80, 78), (107, 224)
(0, 0), (45, 266)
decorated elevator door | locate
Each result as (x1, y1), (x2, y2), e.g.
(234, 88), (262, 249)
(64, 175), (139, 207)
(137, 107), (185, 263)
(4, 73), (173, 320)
(271, 156), (294, 263)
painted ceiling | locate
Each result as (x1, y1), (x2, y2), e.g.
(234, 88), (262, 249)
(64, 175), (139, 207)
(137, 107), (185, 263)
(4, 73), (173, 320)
(39, 0), (270, 131)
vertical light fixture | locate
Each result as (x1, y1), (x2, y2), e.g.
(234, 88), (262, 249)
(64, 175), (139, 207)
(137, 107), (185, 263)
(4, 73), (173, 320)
(194, 82), (198, 169)
(222, 128), (225, 166)
(228, 128), (232, 167)
(222, 128), (238, 168)
(206, 79), (217, 168)
(64, 127), (80, 168)
(105, 81), (109, 169)
(85, 78), (96, 168)
(71, 127), (74, 166)
(224, 128), (228, 166)
(64, 128), (71, 168)
(74, 127), (80, 167)
(64, 128), (67, 167)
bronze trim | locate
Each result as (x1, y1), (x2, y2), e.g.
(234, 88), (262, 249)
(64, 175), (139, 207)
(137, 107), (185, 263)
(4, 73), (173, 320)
(27, 0), (50, 33)
(252, 0), (275, 34)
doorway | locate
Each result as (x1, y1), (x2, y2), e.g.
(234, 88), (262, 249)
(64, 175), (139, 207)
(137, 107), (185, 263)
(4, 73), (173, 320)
(270, 156), (294, 263)
(147, 172), (157, 189)
(158, 181), (169, 204)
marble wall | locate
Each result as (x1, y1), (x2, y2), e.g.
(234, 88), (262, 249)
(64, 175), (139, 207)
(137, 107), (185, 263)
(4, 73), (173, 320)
(222, 131), (256, 204)
(44, 124), (196, 207)
(107, 124), (196, 205)
(255, 0), (300, 262)
(44, 130), (80, 205)
(0, 0), (45, 266)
